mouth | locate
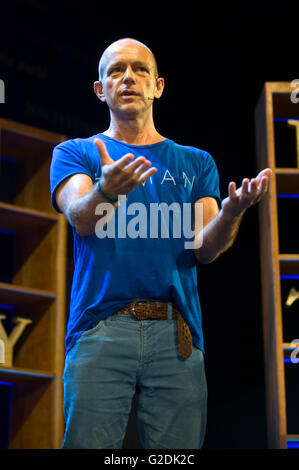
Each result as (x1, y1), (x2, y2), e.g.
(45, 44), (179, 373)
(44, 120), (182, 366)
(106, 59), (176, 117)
(119, 89), (139, 97)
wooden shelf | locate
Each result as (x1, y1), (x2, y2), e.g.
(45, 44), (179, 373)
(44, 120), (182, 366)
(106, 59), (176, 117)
(283, 342), (299, 349)
(275, 168), (299, 173)
(0, 117), (66, 143)
(0, 202), (58, 232)
(0, 366), (55, 384)
(0, 282), (56, 307)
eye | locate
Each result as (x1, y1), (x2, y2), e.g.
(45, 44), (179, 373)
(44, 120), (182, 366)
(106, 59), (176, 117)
(109, 66), (122, 76)
(136, 66), (149, 73)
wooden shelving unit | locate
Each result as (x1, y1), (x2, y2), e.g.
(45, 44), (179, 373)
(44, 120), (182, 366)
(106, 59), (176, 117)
(0, 118), (67, 448)
(255, 82), (299, 449)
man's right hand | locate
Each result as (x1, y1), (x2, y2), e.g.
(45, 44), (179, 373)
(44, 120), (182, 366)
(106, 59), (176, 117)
(94, 138), (157, 199)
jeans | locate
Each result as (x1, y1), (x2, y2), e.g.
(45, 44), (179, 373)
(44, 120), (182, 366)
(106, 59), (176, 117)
(62, 308), (208, 449)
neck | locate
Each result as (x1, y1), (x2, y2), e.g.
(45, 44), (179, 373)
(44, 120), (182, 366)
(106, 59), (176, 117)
(102, 111), (164, 146)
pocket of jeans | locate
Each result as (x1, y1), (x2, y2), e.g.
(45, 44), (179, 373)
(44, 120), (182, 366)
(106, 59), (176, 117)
(80, 318), (105, 338)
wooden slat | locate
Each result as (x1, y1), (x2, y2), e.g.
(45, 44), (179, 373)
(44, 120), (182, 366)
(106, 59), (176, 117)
(283, 342), (299, 349)
(279, 254), (299, 260)
(266, 82), (294, 93)
(0, 366), (55, 383)
(0, 117), (67, 143)
(53, 216), (67, 447)
(0, 282), (56, 306)
(255, 82), (288, 449)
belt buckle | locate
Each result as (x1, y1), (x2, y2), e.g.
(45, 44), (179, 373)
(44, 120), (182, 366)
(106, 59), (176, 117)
(131, 298), (150, 320)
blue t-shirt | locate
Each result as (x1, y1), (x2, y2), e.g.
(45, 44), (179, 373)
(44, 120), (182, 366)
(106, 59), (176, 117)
(50, 133), (221, 356)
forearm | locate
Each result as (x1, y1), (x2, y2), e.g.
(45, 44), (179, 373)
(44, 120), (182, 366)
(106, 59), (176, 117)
(194, 208), (244, 264)
(67, 184), (118, 236)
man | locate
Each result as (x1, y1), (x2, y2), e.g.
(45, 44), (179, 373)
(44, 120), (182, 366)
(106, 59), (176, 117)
(50, 38), (271, 449)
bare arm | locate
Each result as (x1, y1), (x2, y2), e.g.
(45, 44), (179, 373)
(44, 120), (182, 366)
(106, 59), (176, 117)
(55, 138), (157, 236)
(56, 173), (118, 236)
(194, 168), (272, 264)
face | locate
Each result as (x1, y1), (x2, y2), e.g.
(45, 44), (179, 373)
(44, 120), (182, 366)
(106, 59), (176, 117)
(94, 40), (164, 118)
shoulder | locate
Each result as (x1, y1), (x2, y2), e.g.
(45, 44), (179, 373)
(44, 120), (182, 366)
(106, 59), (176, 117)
(50, 133), (102, 181)
(53, 133), (99, 154)
(167, 139), (216, 169)
(168, 139), (212, 158)
(52, 134), (102, 173)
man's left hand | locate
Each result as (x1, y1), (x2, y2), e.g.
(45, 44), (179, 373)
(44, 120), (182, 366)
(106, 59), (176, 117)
(221, 168), (272, 219)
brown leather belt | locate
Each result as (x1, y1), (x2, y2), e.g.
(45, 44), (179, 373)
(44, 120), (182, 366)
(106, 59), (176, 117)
(116, 298), (193, 359)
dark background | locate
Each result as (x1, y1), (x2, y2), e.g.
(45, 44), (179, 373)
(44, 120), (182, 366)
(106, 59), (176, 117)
(0, 0), (297, 449)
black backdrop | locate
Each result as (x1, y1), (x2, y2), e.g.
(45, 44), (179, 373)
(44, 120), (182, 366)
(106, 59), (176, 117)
(0, 0), (297, 449)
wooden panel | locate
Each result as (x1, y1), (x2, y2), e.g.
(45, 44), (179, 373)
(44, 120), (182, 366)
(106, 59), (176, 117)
(279, 256), (299, 275)
(0, 122), (67, 213)
(0, 203), (60, 292)
(272, 92), (299, 119)
(276, 170), (299, 193)
(53, 215), (67, 446)
(9, 380), (56, 449)
(13, 223), (59, 292)
(14, 150), (55, 213)
(12, 302), (57, 372)
(255, 83), (288, 448)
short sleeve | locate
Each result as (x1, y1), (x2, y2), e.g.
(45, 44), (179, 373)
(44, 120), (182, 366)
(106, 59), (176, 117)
(192, 151), (221, 206)
(50, 139), (94, 213)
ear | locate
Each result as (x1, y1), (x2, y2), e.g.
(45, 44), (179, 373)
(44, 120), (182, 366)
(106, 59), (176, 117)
(154, 77), (165, 99)
(93, 81), (106, 102)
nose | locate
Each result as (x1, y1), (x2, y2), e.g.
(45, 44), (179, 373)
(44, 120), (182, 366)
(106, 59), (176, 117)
(123, 66), (136, 84)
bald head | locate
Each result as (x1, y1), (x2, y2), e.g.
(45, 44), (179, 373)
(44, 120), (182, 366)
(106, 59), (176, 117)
(98, 38), (158, 83)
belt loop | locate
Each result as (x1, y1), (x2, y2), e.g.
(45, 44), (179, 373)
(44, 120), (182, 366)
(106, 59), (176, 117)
(167, 302), (173, 320)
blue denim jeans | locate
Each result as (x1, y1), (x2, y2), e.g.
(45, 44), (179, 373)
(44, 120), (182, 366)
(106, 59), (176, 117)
(62, 308), (207, 449)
